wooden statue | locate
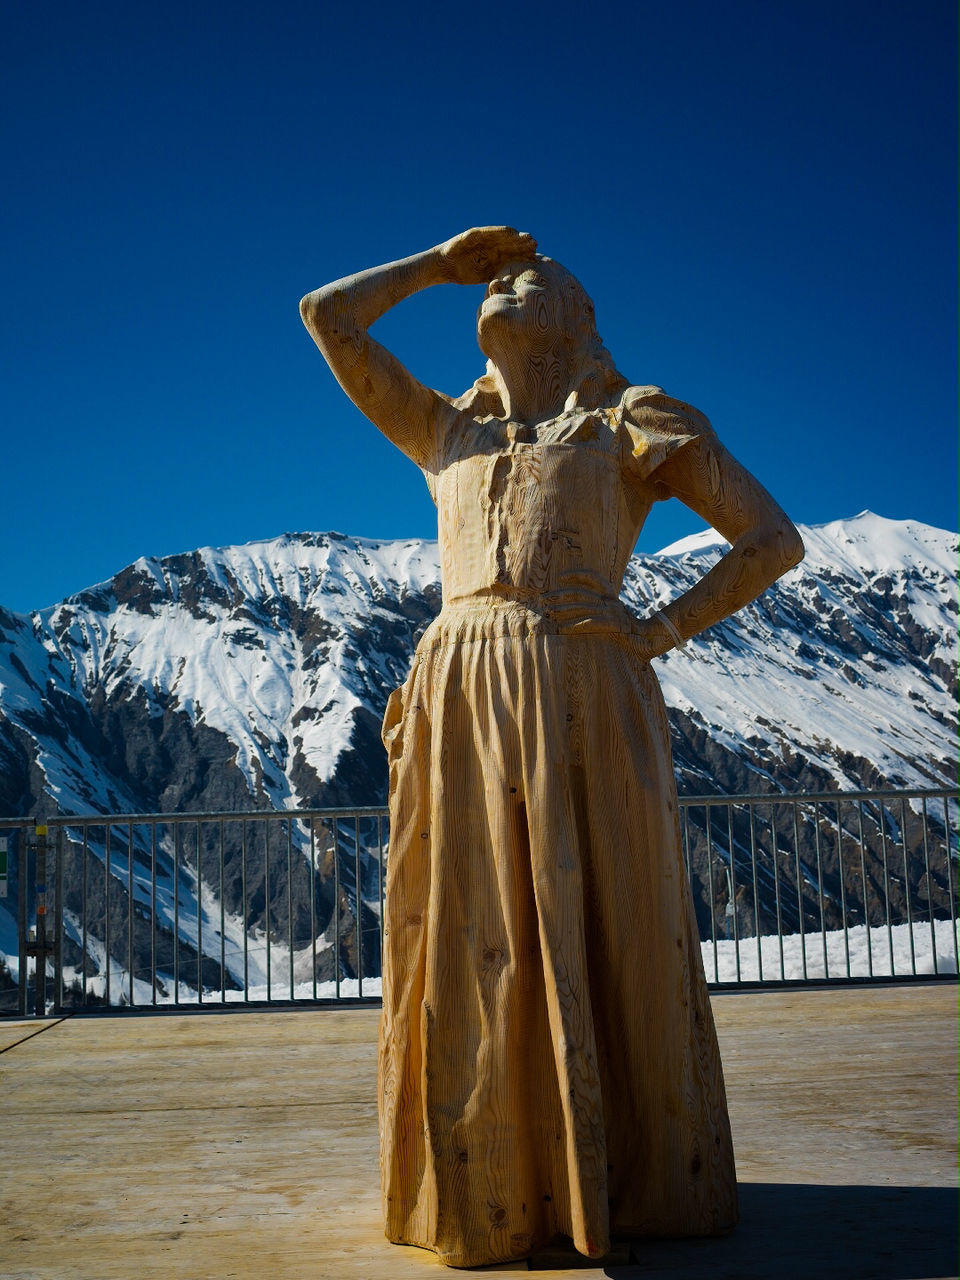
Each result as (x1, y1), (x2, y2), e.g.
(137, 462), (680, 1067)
(300, 227), (804, 1267)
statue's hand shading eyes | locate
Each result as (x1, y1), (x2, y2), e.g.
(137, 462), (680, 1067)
(439, 226), (537, 286)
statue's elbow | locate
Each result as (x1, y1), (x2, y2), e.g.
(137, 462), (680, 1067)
(779, 521), (805, 571)
(299, 289), (324, 333)
(299, 287), (339, 339)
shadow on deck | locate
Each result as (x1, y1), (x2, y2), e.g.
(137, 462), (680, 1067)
(1, 985), (956, 1279)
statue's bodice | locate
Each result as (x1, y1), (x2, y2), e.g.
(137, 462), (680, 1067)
(425, 388), (706, 607)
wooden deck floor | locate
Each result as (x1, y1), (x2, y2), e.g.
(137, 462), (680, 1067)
(1, 984), (956, 1280)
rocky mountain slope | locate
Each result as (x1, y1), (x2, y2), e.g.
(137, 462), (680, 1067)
(1, 512), (954, 817)
(0, 512), (955, 998)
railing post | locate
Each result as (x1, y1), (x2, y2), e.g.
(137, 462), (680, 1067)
(17, 824), (30, 1016)
(22, 826), (55, 1017)
(54, 824), (64, 1013)
(34, 825), (47, 1017)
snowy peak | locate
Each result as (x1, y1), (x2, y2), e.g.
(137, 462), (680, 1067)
(638, 513), (957, 793)
(0, 512), (955, 821)
(799, 512), (957, 584)
(659, 511), (956, 571)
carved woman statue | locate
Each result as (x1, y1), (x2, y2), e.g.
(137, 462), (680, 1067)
(300, 227), (804, 1268)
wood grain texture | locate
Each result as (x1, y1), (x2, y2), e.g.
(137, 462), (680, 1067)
(301, 229), (805, 1268)
(378, 400), (740, 1267)
(1, 988), (954, 1279)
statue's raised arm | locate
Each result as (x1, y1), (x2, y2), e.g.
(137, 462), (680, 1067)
(299, 227), (536, 466)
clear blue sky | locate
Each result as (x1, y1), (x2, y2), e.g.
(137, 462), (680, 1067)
(2, 0), (956, 612)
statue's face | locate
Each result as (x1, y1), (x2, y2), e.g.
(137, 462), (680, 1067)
(476, 260), (565, 356)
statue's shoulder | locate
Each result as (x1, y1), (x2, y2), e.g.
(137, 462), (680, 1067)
(620, 386), (715, 438)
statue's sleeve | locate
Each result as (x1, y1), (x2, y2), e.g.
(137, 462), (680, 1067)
(420, 400), (468, 506)
(619, 386), (715, 491)
(420, 427), (443, 505)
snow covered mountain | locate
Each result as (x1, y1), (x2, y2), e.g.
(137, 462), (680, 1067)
(0, 512), (954, 818)
(0, 512), (955, 1000)
(626, 513), (957, 796)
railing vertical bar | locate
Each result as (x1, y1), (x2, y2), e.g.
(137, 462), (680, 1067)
(857, 801), (873, 977)
(878, 800), (895, 975)
(770, 806), (785, 982)
(219, 819), (226, 1003)
(748, 803), (762, 982)
(920, 797), (937, 975)
(681, 806), (697, 975)
(241, 819), (249, 1002)
(16, 826), (28, 1017)
(334, 819), (341, 1000)
(727, 804), (741, 983)
(287, 818), (295, 1001)
(54, 825), (64, 1013)
(814, 801), (829, 978)
(104, 824), (112, 1007)
(792, 802), (807, 980)
(82, 825), (89, 1008)
(355, 816), (363, 998)
(899, 798), (916, 975)
(150, 822), (157, 1006)
(942, 796), (958, 973)
(310, 819), (318, 1001)
(127, 821), (135, 1006)
(35, 827), (47, 1017)
(265, 818), (272, 1003)
(196, 822), (203, 1004)
(173, 821), (180, 1005)
(834, 802), (851, 979)
(377, 813), (385, 982)
(705, 808), (719, 983)
(36, 827), (47, 1017)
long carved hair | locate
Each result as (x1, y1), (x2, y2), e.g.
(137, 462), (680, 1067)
(450, 255), (630, 418)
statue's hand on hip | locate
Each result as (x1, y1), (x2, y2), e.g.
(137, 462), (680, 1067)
(438, 226), (537, 285)
(631, 615), (682, 662)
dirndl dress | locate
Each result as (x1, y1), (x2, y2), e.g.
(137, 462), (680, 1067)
(378, 387), (738, 1267)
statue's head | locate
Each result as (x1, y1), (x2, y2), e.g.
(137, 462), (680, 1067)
(476, 256), (594, 357)
(457, 254), (628, 416)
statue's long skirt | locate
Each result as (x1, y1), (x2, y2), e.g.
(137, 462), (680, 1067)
(378, 600), (737, 1268)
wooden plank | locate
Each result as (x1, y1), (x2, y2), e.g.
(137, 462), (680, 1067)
(0, 986), (955, 1279)
(715, 983), (958, 1184)
(0, 1018), (62, 1055)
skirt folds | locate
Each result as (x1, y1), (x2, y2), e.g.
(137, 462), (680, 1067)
(378, 601), (737, 1267)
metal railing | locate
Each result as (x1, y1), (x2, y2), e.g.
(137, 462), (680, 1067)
(1, 787), (956, 1015)
(679, 788), (958, 984)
